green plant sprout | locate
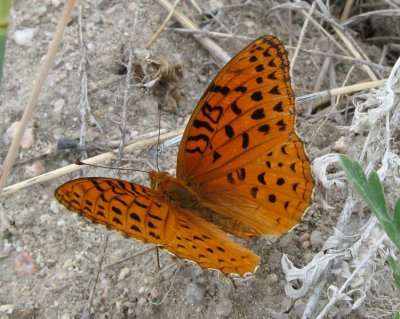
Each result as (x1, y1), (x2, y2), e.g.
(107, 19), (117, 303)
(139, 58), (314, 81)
(0, 0), (12, 87)
(340, 154), (400, 290)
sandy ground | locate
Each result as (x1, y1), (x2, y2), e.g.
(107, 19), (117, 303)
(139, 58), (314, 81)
(1, 1), (399, 318)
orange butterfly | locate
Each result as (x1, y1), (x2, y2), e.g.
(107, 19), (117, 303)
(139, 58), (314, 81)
(55, 35), (314, 276)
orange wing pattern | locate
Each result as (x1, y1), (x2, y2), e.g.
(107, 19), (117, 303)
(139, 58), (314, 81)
(177, 35), (313, 238)
(56, 35), (314, 276)
(55, 178), (260, 275)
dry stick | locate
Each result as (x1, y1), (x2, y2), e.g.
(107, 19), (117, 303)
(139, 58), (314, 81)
(312, 0), (353, 97)
(77, 5), (89, 177)
(315, 0), (378, 81)
(145, 0), (181, 49)
(164, 28), (253, 41)
(290, 0), (316, 73)
(117, 43), (133, 167)
(295, 2), (349, 55)
(152, 28), (389, 70)
(285, 46), (389, 71)
(156, 0), (230, 66)
(187, 0), (202, 15)
(103, 247), (156, 269)
(341, 0), (355, 19)
(0, 129), (183, 197)
(313, 43), (334, 93)
(82, 233), (110, 319)
(118, 1), (141, 170)
(336, 29), (379, 81)
(341, 8), (400, 26)
(0, 0), (76, 235)
(296, 79), (385, 106)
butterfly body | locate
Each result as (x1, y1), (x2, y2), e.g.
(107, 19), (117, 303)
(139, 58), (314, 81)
(55, 35), (314, 276)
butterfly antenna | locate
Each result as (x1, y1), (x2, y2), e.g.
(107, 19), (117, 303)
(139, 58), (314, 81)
(75, 160), (148, 174)
(156, 103), (162, 172)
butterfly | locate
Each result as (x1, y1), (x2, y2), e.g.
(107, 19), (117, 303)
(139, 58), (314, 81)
(55, 35), (314, 276)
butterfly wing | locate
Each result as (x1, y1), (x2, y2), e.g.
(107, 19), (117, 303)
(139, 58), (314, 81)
(176, 35), (314, 238)
(55, 178), (259, 275)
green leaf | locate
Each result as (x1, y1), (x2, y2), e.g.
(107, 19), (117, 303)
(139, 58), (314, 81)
(394, 197), (400, 231)
(339, 155), (389, 222)
(368, 171), (389, 217)
(339, 155), (400, 249)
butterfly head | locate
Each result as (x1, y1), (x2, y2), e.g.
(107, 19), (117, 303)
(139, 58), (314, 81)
(149, 171), (171, 191)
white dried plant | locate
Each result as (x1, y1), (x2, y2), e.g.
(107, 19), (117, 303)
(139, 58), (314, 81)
(283, 57), (400, 318)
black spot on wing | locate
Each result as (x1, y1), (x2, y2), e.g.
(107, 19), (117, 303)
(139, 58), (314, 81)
(235, 86), (247, 93)
(242, 133), (249, 149)
(258, 124), (270, 134)
(276, 119), (286, 131)
(269, 194), (276, 203)
(193, 120), (214, 133)
(269, 85), (280, 95)
(268, 59), (277, 67)
(267, 71), (277, 80)
(273, 101), (283, 112)
(225, 125), (234, 139)
(213, 151), (222, 163)
(236, 168), (246, 181)
(251, 108), (265, 120)
(258, 172), (266, 185)
(130, 212), (141, 222)
(255, 64), (264, 72)
(277, 178), (285, 185)
(250, 187), (258, 198)
(251, 91), (263, 101)
(231, 102), (242, 115)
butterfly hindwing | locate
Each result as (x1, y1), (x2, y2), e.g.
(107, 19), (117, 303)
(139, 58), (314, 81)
(55, 177), (260, 275)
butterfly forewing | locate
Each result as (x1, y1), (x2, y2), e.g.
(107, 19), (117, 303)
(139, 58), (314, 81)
(176, 35), (314, 238)
(177, 35), (295, 179)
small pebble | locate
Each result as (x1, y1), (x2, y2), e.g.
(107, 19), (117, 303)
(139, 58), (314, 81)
(25, 161), (45, 177)
(278, 235), (292, 249)
(118, 267), (131, 281)
(128, 1), (138, 11)
(301, 241), (311, 249)
(298, 232), (310, 243)
(87, 127), (100, 141)
(310, 230), (324, 249)
(13, 28), (35, 46)
(53, 267), (68, 281)
(266, 273), (278, 284)
(53, 98), (66, 112)
(150, 287), (160, 299)
(137, 297), (147, 306)
(62, 258), (73, 269)
(6, 121), (34, 149)
(52, 0), (61, 7)
(185, 282), (206, 304)
(332, 136), (349, 153)
(14, 251), (37, 277)
(138, 286), (145, 294)
(0, 305), (13, 314)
